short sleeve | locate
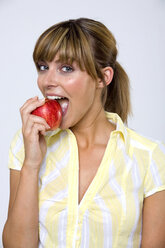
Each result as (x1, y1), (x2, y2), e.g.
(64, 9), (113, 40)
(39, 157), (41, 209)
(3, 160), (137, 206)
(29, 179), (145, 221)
(144, 141), (165, 198)
(8, 129), (25, 170)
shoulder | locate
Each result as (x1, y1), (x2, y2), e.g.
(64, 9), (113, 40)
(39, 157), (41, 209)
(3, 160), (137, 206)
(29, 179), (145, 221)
(126, 127), (165, 154)
(124, 127), (165, 175)
(8, 128), (24, 170)
(8, 128), (70, 170)
(125, 127), (165, 196)
(106, 111), (165, 158)
(9, 128), (24, 152)
(10, 128), (70, 152)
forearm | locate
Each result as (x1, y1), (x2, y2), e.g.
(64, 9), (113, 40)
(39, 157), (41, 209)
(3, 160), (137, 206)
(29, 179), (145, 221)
(3, 164), (39, 248)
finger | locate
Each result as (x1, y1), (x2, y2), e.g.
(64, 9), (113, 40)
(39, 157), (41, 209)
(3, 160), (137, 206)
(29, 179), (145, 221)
(20, 96), (38, 123)
(31, 123), (47, 137)
(24, 115), (50, 133)
(20, 98), (45, 124)
(23, 121), (47, 140)
(20, 96), (38, 110)
(20, 97), (45, 114)
(40, 130), (46, 136)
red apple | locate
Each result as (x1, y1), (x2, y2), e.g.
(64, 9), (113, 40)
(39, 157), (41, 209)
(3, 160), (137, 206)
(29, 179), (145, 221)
(31, 99), (62, 130)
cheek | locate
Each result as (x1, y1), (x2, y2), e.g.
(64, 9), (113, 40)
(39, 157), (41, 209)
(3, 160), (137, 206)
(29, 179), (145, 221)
(62, 77), (82, 96)
(66, 77), (93, 96)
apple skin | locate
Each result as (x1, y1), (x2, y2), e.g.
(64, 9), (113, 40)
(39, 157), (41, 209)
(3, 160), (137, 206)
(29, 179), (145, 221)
(31, 99), (62, 130)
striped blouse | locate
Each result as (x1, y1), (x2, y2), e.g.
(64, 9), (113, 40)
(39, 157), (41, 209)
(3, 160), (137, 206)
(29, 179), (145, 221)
(8, 112), (165, 248)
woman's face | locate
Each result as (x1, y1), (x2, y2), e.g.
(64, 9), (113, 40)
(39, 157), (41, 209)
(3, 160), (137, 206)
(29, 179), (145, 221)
(37, 55), (103, 130)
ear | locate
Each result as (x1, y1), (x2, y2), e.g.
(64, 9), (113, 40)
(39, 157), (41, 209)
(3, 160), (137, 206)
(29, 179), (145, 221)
(97, 67), (114, 88)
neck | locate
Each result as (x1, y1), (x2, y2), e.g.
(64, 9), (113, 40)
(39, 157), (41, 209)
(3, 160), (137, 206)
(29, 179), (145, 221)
(70, 109), (116, 149)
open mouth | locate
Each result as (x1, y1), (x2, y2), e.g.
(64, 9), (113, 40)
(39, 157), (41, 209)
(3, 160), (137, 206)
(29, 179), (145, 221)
(47, 95), (69, 116)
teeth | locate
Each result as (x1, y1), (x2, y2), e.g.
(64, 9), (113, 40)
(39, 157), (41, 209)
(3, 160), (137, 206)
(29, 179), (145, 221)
(47, 96), (65, 100)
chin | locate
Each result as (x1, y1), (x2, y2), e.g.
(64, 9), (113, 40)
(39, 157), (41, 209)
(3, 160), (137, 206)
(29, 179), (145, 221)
(59, 120), (70, 130)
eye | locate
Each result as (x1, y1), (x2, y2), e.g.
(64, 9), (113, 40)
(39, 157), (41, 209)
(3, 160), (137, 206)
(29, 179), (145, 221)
(37, 63), (48, 71)
(61, 65), (73, 73)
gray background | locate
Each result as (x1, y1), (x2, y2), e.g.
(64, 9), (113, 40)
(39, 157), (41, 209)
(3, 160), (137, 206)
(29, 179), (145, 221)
(0, 0), (165, 246)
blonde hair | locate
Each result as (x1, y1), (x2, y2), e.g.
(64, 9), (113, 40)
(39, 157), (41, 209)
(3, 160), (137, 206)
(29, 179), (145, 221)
(33, 18), (131, 123)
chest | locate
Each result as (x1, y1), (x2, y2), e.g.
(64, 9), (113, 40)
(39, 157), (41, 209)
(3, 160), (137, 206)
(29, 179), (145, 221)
(78, 146), (106, 204)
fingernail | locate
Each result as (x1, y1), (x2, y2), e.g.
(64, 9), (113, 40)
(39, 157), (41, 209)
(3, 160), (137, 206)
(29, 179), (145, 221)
(39, 98), (45, 102)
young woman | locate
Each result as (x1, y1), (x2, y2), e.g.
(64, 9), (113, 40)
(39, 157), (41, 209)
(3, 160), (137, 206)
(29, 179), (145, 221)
(3, 18), (165, 248)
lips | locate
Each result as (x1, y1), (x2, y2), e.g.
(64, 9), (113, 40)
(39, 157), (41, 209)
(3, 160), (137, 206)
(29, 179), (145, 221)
(46, 95), (69, 116)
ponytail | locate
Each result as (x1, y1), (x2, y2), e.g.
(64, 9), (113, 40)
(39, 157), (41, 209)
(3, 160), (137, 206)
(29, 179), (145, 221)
(104, 62), (131, 123)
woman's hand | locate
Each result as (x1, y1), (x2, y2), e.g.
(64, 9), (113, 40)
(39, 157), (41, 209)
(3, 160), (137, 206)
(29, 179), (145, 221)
(20, 96), (50, 170)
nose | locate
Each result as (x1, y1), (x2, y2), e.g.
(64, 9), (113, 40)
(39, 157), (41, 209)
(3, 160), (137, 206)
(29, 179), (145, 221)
(43, 68), (59, 88)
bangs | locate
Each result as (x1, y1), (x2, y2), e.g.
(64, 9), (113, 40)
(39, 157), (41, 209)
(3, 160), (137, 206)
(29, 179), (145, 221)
(33, 23), (98, 80)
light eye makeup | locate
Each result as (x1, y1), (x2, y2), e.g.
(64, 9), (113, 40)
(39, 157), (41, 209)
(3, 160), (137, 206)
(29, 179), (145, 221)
(36, 61), (75, 73)
(37, 63), (48, 71)
(61, 65), (73, 73)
